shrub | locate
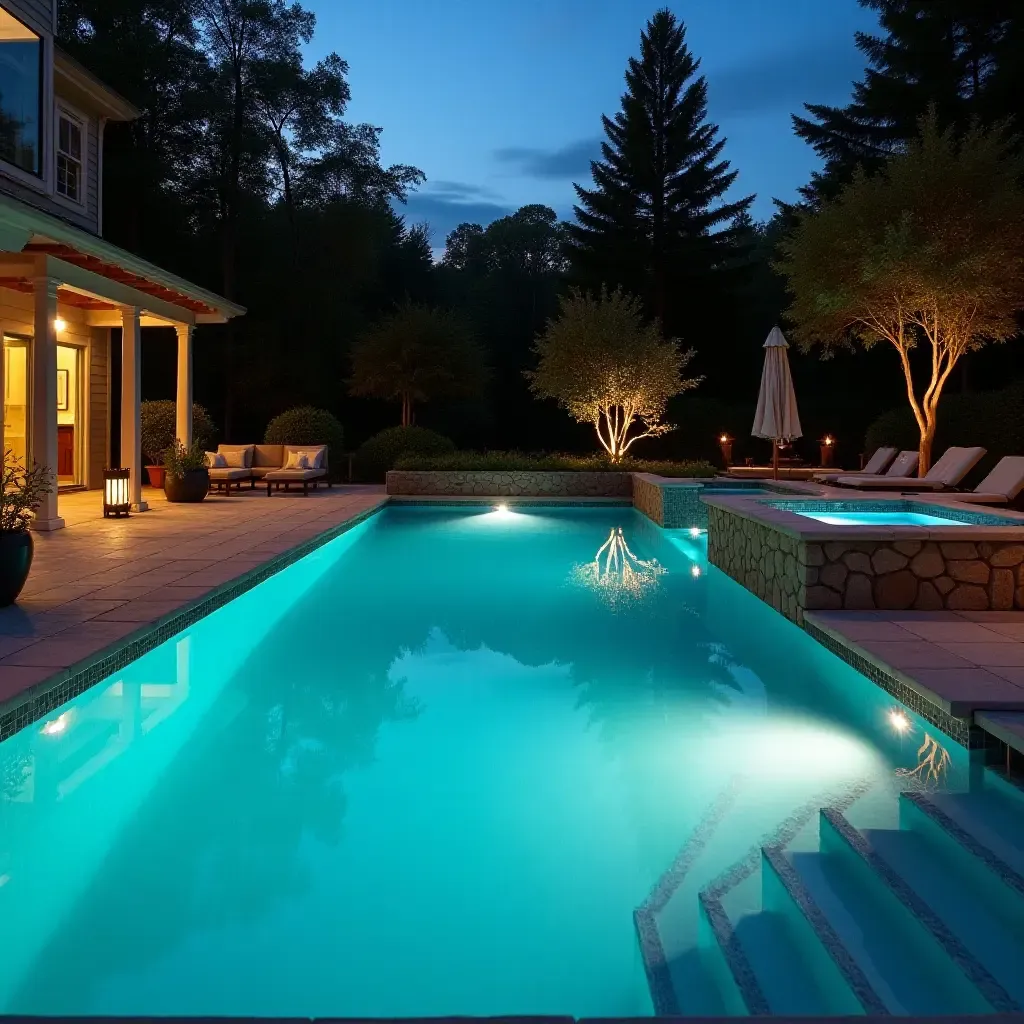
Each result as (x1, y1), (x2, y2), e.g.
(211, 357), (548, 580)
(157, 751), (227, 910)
(355, 426), (454, 481)
(265, 405), (344, 453)
(141, 400), (216, 464)
(392, 450), (715, 477)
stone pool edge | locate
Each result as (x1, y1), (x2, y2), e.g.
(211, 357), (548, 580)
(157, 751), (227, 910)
(0, 500), (388, 742)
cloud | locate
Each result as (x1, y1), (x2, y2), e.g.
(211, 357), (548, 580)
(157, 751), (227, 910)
(708, 35), (865, 118)
(493, 138), (602, 180)
(396, 188), (514, 250)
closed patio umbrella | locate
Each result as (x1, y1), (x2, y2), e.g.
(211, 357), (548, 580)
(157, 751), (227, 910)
(751, 326), (802, 480)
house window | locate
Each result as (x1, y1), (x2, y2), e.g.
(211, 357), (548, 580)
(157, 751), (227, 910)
(56, 110), (83, 202)
(0, 9), (42, 175)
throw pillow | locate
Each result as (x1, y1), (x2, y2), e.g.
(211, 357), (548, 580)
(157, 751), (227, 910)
(285, 451), (310, 470)
(220, 447), (251, 469)
(297, 448), (323, 470)
(206, 452), (227, 469)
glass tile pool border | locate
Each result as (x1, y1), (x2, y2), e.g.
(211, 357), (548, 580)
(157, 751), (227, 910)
(0, 502), (386, 744)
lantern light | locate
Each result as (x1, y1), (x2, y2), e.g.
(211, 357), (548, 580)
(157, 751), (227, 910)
(103, 467), (131, 518)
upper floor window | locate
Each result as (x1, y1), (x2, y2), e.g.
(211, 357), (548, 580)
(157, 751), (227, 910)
(56, 109), (82, 202)
(0, 10), (41, 176)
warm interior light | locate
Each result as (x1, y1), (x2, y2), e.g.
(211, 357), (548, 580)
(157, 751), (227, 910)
(889, 708), (910, 734)
(54, 318), (66, 333)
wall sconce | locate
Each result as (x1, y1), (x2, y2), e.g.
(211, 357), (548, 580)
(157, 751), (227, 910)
(819, 434), (836, 468)
(54, 318), (66, 334)
(718, 433), (733, 468)
(103, 467), (131, 517)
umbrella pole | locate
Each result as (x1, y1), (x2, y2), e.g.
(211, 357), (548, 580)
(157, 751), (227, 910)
(773, 441), (779, 481)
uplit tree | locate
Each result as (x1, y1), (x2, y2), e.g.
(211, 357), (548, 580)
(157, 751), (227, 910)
(527, 287), (699, 461)
(777, 114), (1024, 474)
(349, 302), (486, 426)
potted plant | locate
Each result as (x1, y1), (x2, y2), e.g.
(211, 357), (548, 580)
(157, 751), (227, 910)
(141, 400), (217, 488)
(163, 440), (210, 503)
(0, 451), (54, 606)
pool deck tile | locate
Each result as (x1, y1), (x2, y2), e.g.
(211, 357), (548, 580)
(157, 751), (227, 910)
(0, 485), (386, 716)
(807, 609), (1024, 719)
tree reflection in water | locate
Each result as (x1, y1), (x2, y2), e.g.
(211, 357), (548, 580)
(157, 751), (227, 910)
(570, 525), (667, 609)
(895, 732), (952, 790)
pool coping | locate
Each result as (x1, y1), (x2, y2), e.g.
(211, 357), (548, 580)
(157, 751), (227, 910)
(0, 500), (387, 742)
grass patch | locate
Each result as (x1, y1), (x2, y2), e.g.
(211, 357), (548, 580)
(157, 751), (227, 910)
(392, 450), (716, 477)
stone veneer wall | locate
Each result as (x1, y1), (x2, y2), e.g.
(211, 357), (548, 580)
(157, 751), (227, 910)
(708, 503), (1024, 622)
(386, 470), (632, 497)
(707, 505), (807, 622)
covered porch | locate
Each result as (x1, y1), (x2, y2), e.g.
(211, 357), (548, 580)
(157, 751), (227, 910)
(0, 193), (244, 529)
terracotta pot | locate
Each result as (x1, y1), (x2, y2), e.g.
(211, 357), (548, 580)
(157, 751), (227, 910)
(146, 465), (166, 488)
(164, 468), (210, 503)
(0, 531), (33, 606)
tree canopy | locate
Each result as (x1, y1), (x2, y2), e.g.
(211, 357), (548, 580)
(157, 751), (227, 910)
(349, 304), (487, 427)
(777, 114), (1024, 472)
(527, 288), (700, 461)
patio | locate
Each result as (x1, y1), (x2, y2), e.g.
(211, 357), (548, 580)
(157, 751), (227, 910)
(0, 485), (385, 714)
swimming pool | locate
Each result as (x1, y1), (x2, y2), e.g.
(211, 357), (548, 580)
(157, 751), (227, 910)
(0, 506), (1013, 1017)
(766, 499), (1018, 529)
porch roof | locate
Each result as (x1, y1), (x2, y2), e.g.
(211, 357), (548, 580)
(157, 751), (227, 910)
(0, 193), (245, 324)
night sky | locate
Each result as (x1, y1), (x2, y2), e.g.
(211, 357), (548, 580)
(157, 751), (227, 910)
(305, 0), (877, 249)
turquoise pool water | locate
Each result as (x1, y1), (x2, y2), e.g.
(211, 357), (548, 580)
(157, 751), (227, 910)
(0, 507), (986, 1017)
(795, 511), (969, 527)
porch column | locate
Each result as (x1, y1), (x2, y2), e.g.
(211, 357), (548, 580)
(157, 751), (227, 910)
(175, 324), (193, 448)
(120, 306), (147, 512)
(31, 277), (63, 531)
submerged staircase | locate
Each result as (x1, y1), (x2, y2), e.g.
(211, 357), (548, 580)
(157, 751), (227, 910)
(640, 772), (1024, 1016)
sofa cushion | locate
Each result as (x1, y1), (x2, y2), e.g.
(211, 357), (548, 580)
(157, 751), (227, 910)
(218, 444), (253, 469)
(252, 444), (285, 468)
(206, 451), (227, 469)
(285, 444), (327, 471)
(208, 467), (250, 480)
(284, 450), (311, 470)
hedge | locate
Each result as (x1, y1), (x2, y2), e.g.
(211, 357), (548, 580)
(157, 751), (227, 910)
(355, 426), (455, 481)
(392, 450), (716, 477)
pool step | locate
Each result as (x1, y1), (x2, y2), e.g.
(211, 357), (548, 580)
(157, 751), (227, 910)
(921, 787), (1024, 879)
(782, 809), (998, 1014)
(861, 810), (1024, 1008)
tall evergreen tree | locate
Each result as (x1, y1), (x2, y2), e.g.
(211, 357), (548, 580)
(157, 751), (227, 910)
(794, 0), (1024, 203)
(567, 8), (752, 336)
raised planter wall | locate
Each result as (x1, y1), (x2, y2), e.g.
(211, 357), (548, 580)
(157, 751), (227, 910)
(386, 470), (633, 498)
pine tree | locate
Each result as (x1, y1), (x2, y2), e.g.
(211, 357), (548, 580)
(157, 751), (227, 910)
(794, 0), (1023, 203)
(567, 8), (752, 335)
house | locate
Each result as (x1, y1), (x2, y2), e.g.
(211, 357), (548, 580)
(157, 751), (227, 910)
(0, 0), (244, 529)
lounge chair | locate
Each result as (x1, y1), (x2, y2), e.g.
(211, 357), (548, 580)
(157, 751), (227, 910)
(814, 446), (897, 483)
(918, 456), (1024, 505)
(834, 446), (986, 491)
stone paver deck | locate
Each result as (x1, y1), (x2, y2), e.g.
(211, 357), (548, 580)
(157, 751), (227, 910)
(807, 609), (1024, 720)
(0, 485), (385, 715)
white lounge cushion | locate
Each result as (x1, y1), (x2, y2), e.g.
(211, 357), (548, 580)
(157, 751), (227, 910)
(814, 446), (897, 483)
(969, 456), (1024, 502)
(885, 450), (920, 477)
(835, 446), (985, 490)
(208, 467), (250, 480)
(219, 445), (253, 469)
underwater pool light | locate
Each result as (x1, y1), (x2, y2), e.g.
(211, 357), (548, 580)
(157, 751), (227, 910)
(889, 708), (911, 734)
(496, 503), (509, 513)
(41, 712), (71, 736)
(689, 527), (702, 538)
(690, 565), (701, 578)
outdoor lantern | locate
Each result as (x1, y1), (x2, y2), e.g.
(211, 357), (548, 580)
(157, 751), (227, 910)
(718, 433), (734, 468)
(819, 434), (836, 468)
(103, 467), (131, 518)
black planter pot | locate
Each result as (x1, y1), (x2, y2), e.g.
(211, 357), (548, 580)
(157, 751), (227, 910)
(0, 531), (33, 607)
(164, 468), (210, 503)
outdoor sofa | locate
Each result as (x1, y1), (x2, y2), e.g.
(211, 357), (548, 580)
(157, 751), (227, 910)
(205, 444), (330, 496)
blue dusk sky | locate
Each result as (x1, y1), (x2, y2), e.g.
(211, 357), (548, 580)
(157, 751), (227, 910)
(304, 0), (878, 251)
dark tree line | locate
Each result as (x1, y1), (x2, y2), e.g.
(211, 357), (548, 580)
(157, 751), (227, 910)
(58, 0), (1024, 459)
